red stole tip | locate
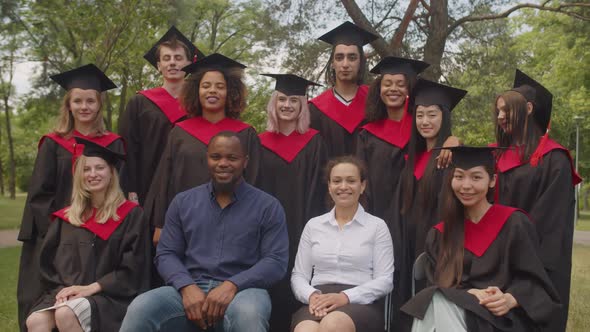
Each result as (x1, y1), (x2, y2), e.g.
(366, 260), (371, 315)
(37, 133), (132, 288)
(52, 201), (138, 240)
(259, 129), (319, 163)
(309, 85), (368, 133)
(139, 87), (187, 124)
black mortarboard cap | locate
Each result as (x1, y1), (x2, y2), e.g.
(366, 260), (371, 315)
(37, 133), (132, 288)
(261, 74), (321, 96)
(370, 56), (430, 78)
(511, 69), (553, 131)
(74, 137), (126, 167)
(50, 64), (116, 92)
(435, 146), (505, 170)
(143, 26), (205, 69)
(414, 79), (467, 112)
(318, 21), (379, 47)
(181, 53), (246, 75)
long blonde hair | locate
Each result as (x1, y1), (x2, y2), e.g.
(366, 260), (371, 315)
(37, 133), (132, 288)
(54, 89), (107, 137)
(66, 155), (125, 226)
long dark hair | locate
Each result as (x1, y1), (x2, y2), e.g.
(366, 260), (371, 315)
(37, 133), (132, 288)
(494, 90), (543, 162)
(435, 164), (495, 287)
(180, 66), (247, 119)
(324, 45), (367, 87)
(364, 74), (417, 122)
(400, 105), (452, 216)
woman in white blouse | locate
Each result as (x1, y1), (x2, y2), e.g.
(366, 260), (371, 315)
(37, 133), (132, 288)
(291, 155), (394, 332)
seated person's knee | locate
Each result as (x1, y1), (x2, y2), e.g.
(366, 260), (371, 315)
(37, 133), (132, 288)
(54, 307), (78, 329)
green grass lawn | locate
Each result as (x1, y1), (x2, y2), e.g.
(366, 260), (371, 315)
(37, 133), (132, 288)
(0, 245), (588, 332)
(576, 210), (590, 231)
(0, 195), (26, 230)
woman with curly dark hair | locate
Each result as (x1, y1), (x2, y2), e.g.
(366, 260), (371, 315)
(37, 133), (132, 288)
(144, 53), (260, 245)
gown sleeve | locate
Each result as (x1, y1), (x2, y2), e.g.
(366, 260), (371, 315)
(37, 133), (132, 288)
(18, 139), (59, 241)
(144, 133), (175, 228)
(526, 150), (576, 271)
(118, 97), (140, 194)
(243, 127), (261, 185)
(38, 218), (65, 292)
(97, 207), (152, 297)
(306, 136), (328, 218)
(504, 212), (561, 325)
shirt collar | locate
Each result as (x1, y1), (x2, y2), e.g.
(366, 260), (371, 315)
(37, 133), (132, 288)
(207, 178), (249, 202)
(324, 204), (367, 227)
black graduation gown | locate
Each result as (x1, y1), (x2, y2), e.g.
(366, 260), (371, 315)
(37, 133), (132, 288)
(118, 88), (187, 205)
(401, 206), (561, 332)
(144, 116), (260, 228)
(309, 85), (368, 159)
(389, 151), (447, 332)
(494, 139), (581, 332)
(17, 132), (125, 331)
(256, 130), (328, 332)
(31, 202), (151, 332)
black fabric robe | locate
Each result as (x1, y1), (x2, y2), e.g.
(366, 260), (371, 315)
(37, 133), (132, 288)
(118, 90), (187, 205)
(388, 154), (447, 332)
(495, 143), (580, 332)
(256, 130), (328, 332)
(17, 133), (124, 331)
(31, 204), (151, 332)
(401, 207), (561, 332)
(309, 86), (368, 159)
(144, 118), (260, 229)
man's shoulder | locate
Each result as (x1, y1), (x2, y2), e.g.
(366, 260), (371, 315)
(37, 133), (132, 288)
(241, 182), (282, 207)
(172, 183), (211, 205)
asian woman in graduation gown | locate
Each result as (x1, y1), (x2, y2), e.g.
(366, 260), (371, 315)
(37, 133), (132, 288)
(402, 146), (560, 332)
(391, 79), (467, 331)
(17, 64), (125, 331)
(492, 70), (581, 332)
(256, 74), (328, 332)
(25, 138), (150, 332)
(145, 53), (260, 244)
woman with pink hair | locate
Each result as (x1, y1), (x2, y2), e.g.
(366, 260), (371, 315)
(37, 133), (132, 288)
(256, 74), (328, 332)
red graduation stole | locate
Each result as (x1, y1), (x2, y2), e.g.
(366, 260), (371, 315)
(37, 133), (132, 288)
(491, 138), (582, 185)
(176, 116), (251, 145)
(40, 131), (123, 172)
(138, 87), (187, 124)
(309, 85), (368, 133)
(259, 129), (319, 163)
(52, 200), (138, 240)
(360, 100), (412, 149)
(434, 205), (522, 257)
(414, 150), (432, 180)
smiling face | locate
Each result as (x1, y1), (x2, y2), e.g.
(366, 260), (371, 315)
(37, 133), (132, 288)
(207, 135), (248, 193)
(415, 105), (443, 139)
(69, 88), (101, 125)
(380, 73), (409, 110)
(451, 166), (496, 208)
(199, 71), (228, 114)
(157, 45), (191, 82)
(83, 156), (113, 194)
(275, 91), (302, 124)
(328, 162), (366, 208)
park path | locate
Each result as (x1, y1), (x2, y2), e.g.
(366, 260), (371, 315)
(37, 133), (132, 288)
(2, 229), (590, 248)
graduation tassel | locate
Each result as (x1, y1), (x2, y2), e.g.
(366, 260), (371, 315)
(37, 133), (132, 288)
(530, 121), (550, 167)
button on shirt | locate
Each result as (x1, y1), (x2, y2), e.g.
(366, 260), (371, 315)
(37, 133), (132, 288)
(291, 205), (394, 304)
(155, 181), (289, 292)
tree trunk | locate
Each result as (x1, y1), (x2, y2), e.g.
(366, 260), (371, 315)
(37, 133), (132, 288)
(0, 115), (4, 196)
(117, 67), (129, 132)
(422, 0), (448, 81)
(3, 96), (16, 199)
(340, 0), (393, 57)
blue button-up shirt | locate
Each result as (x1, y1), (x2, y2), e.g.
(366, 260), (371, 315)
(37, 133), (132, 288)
(155, 180), (289, 291)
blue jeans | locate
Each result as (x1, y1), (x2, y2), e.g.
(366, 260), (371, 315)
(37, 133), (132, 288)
(120, 280), (271, 332)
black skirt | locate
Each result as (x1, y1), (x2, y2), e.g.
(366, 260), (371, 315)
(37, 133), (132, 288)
(291, 284), (385, 332)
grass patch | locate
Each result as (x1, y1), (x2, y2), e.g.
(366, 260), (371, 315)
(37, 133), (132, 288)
(576, 211), (590, 232)
(567, 244), (590, 332)
(0, 244), (588, 332)
(0, 195), (26, 230)
(0, 246), (20, 332)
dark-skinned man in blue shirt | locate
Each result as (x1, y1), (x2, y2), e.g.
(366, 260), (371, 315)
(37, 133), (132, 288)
(121, 131), (289, 332)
